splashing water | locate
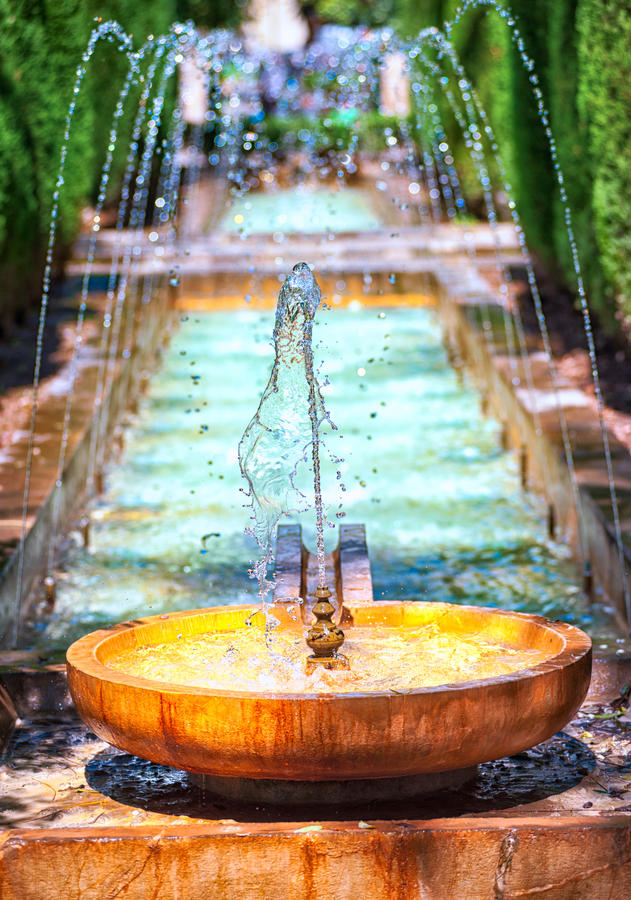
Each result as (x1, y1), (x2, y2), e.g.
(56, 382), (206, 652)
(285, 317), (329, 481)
(239, 263), (336, 607)
(107, 621), (551, 694)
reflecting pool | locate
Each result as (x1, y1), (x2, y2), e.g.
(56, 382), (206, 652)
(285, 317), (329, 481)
(220, 185), (383, 235)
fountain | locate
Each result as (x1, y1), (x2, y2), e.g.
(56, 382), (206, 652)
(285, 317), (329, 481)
(3, 6), (631, 895)
(66, 264), (592, 805)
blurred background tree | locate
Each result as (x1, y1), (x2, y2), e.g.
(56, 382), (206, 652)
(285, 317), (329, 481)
(300, 0), (395, 28)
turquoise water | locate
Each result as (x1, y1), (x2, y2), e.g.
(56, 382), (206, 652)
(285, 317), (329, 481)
(27, 302), (617, 649)
(220, 186), (383, 235)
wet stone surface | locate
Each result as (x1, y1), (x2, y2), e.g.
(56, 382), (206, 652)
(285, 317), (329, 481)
(1, 699), (630, 829)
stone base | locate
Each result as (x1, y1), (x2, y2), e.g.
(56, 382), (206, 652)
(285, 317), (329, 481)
(2, 698), (631, 899)
(192, 766), (477, 806)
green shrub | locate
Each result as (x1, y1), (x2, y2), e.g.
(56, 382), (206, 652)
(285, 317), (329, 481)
(0, 0), (94, 332)
(577, 1), (631, 322)
(0, 0), (239, 337)
(396, 0), (631, 327)
(251, 110), (408, 158)
(301, 0), (396, 28)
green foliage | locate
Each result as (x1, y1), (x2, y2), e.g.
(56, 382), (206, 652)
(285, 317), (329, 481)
(253, 111), (407, 157)
(302, 0), (395, 28)
(577, 0), (631, 321)
(397, 2), (518, 214)
(395, 0), (627, 327)
(0, 0), (93, 331)
(393, 0), (442, 36)
(177, 0), (244, 30)
(0, 0), (240, 335)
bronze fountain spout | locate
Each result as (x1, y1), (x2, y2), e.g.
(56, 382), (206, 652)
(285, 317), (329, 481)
(305, 585), (349, 673)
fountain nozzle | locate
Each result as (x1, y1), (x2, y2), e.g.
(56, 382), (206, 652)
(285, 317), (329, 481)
(305, 586), (349, 673)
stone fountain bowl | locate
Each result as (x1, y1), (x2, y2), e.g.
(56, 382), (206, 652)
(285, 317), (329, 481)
(66, 601), (591, 783)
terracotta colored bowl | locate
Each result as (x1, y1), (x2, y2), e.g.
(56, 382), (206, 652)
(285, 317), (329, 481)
(66, 602), (591, 781)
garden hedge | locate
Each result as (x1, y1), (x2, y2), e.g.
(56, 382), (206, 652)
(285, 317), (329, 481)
(397, 0), (631, 329)
(0, 0), (238, 337)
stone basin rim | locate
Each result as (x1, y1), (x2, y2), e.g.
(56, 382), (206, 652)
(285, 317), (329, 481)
(66, 600), (592, 701)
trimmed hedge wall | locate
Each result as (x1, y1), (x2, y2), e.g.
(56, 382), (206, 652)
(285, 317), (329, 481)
(397, 0), (631, 329)
(577, 1), (631, 320)
(0, 0), (237, 337)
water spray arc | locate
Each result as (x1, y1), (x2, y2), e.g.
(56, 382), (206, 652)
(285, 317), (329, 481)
(238, 263), (347, 669)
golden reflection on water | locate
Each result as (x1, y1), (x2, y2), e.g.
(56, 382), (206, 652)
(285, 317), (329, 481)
(108, 621), (551, 694)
